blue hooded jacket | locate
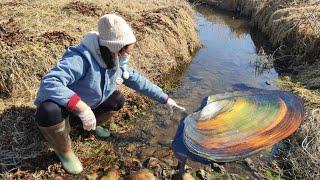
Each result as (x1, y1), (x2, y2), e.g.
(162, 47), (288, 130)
(34, 32), (168, 109)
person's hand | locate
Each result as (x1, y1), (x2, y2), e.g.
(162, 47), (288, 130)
(123, 71), (129, 79)
(77, 107), (96, 131)
(116, 77), (124, 85)
(166, 98), (186, 111)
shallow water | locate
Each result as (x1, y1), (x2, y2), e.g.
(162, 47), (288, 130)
(145, 5), (281, 177)
(179, 6), (278, 108)
(150, 6), (279, 145)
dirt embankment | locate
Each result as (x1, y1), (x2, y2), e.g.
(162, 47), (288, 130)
(197, 0), (320, 89)
(196, 1), (320, 179)
(0, 0), (200, 178)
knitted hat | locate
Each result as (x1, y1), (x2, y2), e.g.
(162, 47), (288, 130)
(98, 14), (136, 53)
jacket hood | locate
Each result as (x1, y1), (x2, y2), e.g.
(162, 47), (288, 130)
(81, 31), (107, 68)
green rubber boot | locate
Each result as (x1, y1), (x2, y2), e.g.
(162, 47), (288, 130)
(94, 111), (115, 138)
(94, 126), (111, 138)
(38, 118), (83, 174)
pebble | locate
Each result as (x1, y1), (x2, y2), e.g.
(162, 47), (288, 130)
(127, 169), (156, 180)
(211, 163), (226, 173)
(85, 173), (98, 180)
(101, 169), (120, 180)
(196, 169), (210, 179)
(182, 172), (196, 180)
(244, 158), (256, 171)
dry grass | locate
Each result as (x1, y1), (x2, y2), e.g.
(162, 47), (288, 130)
(0, 0), (200, 101)
(277, 77), (320, 179)
(0, 0), (200, 178)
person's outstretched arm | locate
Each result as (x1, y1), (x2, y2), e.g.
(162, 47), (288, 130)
(123, 67), (168, 104)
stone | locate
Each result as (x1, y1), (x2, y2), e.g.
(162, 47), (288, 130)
(162, 169), (168, 177)
(172, 172), (196, 180)
(53, 176), (64, 180)
(244, 158), (256, 171)
(127, 169), (156, 180)
(211, 163), (226, 173)
(196, 169), (209, 179)
(182, 172), (195, 180)
(101, 169), (120, 180)
(85, 173), (98, 180)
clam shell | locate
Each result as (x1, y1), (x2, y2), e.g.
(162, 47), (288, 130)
(181, 89), (303, 162)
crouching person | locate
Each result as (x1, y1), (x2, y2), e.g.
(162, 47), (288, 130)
(34, 14), (183, 174)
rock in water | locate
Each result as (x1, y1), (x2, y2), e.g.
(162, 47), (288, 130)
(173, 89), (303, 162)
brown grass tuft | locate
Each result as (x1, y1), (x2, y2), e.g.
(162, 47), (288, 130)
(42, 31), (76, 45)
(63, 1), (104, 17)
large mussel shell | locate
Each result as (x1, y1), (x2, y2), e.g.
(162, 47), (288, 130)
(174, 89), (303, 162)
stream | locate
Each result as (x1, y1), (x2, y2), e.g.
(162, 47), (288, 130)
(144, 5), (280, 178)
(113, 6), (278, 179)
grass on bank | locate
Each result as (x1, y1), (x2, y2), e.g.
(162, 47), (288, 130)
(277, 77), (320, 179)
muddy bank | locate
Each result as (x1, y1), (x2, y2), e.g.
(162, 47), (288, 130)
(196, 0), (320, 88)
(0, 0), (200, 178)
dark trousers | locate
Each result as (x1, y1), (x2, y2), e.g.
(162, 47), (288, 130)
(35, 91), (125, 127)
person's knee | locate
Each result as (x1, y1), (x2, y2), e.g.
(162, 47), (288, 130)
(35, 100), (64, 127)
(108, 91), (125, 111)
(112, 91), (125, 111)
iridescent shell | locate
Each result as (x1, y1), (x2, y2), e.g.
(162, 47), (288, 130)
(173, 89), (304, 162)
